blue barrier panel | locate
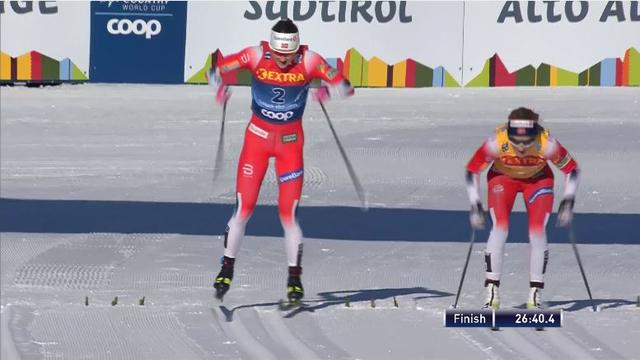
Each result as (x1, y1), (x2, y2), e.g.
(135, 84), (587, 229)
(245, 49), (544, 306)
(89, 1), (187, 84)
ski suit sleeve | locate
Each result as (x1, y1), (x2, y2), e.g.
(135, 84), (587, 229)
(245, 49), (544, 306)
(207, 46), (262, 104)
(465, 136), (498, 205)
(216, 46), (263, 75)
(546, 137), (579, 199)
(304, 50), (354, 100)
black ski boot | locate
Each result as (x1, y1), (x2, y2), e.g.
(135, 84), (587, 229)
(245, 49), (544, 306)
(214, 256), (235, 301)
(286, 266), (304, 304)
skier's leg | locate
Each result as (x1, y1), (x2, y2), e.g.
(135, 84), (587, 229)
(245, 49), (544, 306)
(485, 173), (518, 286)
(215, 122), (270, 297)
(223, 124), (270, 259)
(275, 124), (305, 301)
(524, 176), (554, 307)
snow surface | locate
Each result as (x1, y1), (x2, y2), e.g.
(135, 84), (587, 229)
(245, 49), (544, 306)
(1, 84), (639, 360)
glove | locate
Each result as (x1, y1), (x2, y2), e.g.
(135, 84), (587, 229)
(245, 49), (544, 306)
(311, 86), (330, 103)
(311, 81), (354, 103)
(206, 67), (230, 105)
(215, 84), (231, 105)
(556, 197), (575, 227)
(470, 202), (486, 230)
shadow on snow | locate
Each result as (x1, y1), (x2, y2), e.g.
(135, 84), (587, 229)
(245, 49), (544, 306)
(217, 286), (451, 321)
(1, 197), (638, 244)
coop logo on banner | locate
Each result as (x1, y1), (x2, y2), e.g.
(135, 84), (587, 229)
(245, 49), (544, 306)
(89, 1), (187, 83)
(107, 18), (161, 39)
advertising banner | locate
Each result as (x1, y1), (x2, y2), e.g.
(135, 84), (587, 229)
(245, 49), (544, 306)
(89, 1), (187, 83)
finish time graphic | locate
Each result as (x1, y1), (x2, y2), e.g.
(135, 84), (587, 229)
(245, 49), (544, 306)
(445, 309), (563, 328)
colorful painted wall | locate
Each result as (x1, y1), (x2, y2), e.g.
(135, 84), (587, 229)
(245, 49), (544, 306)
(0, 51), (87, 83)
(186, 46), (639, 88)
(1, 1), (89, 82)
(467, 47), (639, 87)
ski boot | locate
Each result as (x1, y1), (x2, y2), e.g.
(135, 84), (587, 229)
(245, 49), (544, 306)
(286, 266), (304, 304)
(527, 283), (545, 331)
(214, 256), (235, 301)
(526, 284), (544, 309)
(483, 281), (500, 310)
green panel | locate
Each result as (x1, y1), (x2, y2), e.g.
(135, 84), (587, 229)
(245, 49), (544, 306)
(629, 47), (639, 86)
(414, 63), (433, 87)
(187, 54), (212, 83)
(348, 49), (363, 86)
(41, 54), (59, 80)
(588, 63), (600, 86)
(578, 70), (588, 86)
(72, 63), (87, 80)
(536, 63), (550, 86)
(515, 65), (536, 86)
(466, 59), (490, 87)
(444, 71), (460, 87)
(237, 69), (252, 85)
(361, 60), (369, 87)
(556, 67), (579, 86)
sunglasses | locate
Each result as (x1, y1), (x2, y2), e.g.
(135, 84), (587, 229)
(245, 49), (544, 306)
(273, 51), (296, 58)
(508, 136), (535, 147)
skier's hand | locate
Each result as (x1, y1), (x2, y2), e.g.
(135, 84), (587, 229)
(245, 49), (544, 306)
(312, 80), (354, 103)
(215, 85), (231, 105)
(470, 202), (486, 230)
(311, 86), (330, 103)
(206, 67), (222, 87)
(206, 67), (230, 105)
(556, 197), (575, 227)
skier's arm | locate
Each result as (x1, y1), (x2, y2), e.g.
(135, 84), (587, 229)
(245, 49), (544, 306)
(207, 46), (262, 104)
(546, 138), (579, 199)
(546, 138), (579, 226)
(465, 137), (498, 229)
(304, 50), (354, 101)
(465, 137), (498, 204)
(217, 46), (262, 75)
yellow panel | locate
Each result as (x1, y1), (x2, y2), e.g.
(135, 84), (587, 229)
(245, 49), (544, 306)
(550, 66), (557, 87)
(17, 53), (32, 80)
(0, 52), (11, 80)
(367, 57), (388, 87)
(392, 61), (406, 88)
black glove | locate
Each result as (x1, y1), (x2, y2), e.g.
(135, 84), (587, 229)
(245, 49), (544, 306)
(470, 202), (486, 230)
(556, 197), (575, 227)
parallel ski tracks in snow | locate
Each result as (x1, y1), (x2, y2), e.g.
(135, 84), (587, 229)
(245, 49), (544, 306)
(456, 309), (625, 360)
(211, 304), (326, 360)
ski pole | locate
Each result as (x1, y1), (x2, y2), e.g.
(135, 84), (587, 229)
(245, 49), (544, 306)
(452, 229), (476, 309)
(569, 224), (597, 312)
(212, 99), (227, 181)
(318, 101), (367, 210)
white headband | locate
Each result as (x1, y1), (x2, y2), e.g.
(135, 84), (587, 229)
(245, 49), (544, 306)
(270, 30), (299, 54)
(509, 119), (535, 128)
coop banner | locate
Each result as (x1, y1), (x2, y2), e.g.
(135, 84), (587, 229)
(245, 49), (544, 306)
(89, 1), (188, 83)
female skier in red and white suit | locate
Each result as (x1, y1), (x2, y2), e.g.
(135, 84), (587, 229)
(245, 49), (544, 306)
(465, 107), (579, 309)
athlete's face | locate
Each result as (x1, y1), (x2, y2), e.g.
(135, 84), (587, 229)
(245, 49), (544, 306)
(509, 135), (535, 155)
(273, 51), (296, 69)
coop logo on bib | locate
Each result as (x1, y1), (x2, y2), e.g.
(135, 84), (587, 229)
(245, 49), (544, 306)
(261, 109), (295, 121)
